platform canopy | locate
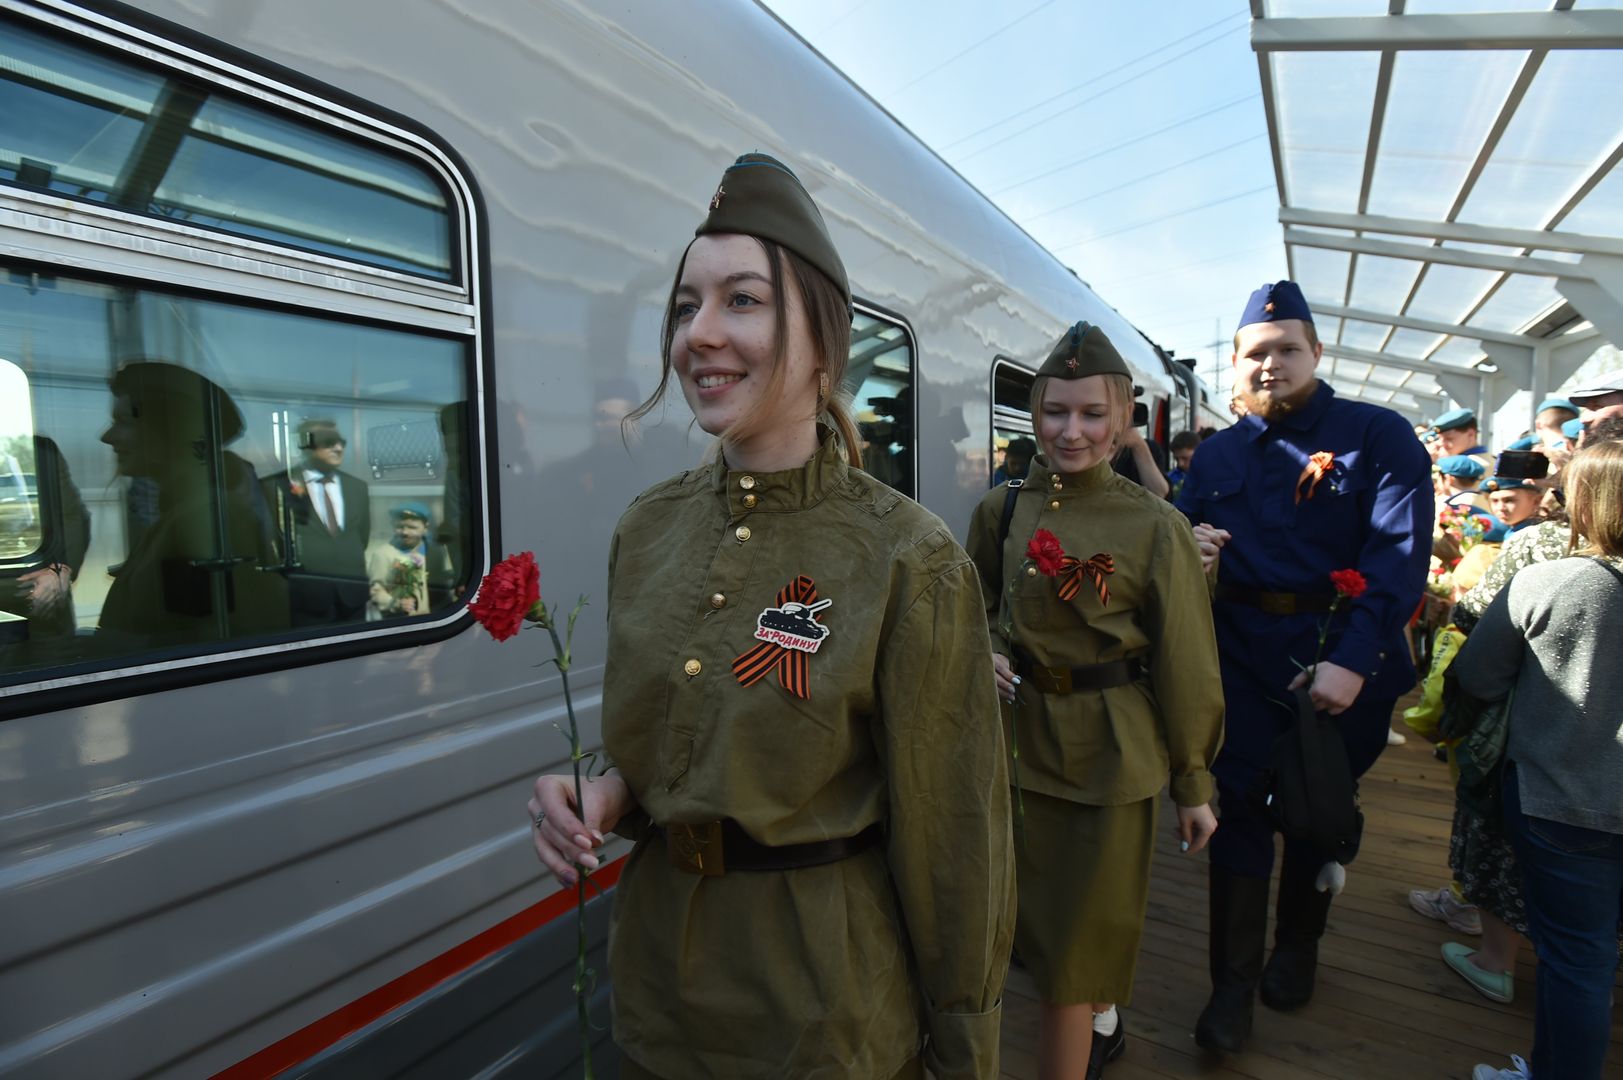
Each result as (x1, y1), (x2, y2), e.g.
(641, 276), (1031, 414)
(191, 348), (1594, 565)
(1251, 0), (1623, 434)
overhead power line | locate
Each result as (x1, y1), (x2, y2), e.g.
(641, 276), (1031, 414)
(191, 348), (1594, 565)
(949, 14), (1248, 162)
(1023, 133), (1265, 225)
(989, 91), (1259, 198)
(884, 0), (1061, 98)
(1085, 239), (1283, 292)
(1053, 184), (1274, 251)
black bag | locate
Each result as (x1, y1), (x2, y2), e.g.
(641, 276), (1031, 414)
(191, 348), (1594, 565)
(1260, 686), (1364, 865)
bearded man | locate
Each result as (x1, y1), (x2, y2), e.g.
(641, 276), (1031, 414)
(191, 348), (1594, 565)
(1175, 281), (1431, 1054)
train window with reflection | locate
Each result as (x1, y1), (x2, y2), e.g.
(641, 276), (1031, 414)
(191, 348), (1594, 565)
(0, 13), (455, 281)
(990, 357), (1036, 488)
(848, 307), (915, 499)
(0, 269), (474, 688)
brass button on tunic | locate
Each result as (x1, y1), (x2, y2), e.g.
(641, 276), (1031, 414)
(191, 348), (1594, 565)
(605, 434), (1015, 1079)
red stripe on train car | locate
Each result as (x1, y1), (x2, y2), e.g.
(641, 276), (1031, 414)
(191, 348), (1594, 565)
(211, 855), (627, 1080)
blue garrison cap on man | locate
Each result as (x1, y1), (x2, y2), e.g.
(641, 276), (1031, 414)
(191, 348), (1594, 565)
(1179, 277), (1433, 1055)
(1432, 407), (1489, 459)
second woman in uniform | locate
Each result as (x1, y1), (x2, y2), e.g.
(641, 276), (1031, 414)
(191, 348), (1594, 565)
(967, 324), (1224, 1080)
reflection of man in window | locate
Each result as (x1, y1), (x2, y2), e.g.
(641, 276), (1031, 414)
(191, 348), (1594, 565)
(367, 502), (439, 620)
(272, 419), (372, 627)
(96, 361), (287, 646)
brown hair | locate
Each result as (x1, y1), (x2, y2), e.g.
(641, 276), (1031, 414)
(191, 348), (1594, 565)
(626, 237), (860, 467)
(1565, 439), (1623, 558)
(1029, 371), (1134, 460)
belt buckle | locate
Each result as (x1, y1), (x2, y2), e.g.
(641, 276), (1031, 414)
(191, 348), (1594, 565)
(667, 821), (725, 876)
(1259, 592), (1294, 616)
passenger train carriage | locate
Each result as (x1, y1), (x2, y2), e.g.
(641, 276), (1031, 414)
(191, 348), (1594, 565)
(0, 1), (1213, 1075)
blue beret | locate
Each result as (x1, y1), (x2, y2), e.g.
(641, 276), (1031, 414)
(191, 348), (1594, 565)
(1536, 397), (1578, 415)
(1436, 455), (1486, 480)
(1482, 476), (1537, 493)
(390, 500), (432, 523)
(1434, 407), (1477, 432)
(1504, 435), (1538, 452)
(1562, 418), (1585, 440)
(1238, 281), (1313, 333)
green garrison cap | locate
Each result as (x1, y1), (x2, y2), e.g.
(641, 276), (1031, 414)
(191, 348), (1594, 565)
(1036, 321), (1131, 380)
(697, 153), (850, 305)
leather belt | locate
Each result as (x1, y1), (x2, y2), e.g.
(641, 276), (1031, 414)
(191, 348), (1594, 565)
(1012, 647), (1145, 695)
(1214, 582), (1336, 616)
(655, 820), (883, 877)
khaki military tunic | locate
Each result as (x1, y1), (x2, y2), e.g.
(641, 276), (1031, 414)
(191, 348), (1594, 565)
(965, 456), (1223, 809)
(602, 434), (1015, 1080)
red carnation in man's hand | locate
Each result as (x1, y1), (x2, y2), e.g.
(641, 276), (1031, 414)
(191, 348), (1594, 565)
(1329, 568), (1368, 600)
(469, 551), (542, 641)
(1026, 529), (1068, 577)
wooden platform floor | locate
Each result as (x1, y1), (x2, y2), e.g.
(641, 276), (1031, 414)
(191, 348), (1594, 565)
(998, 712), (1623, 1080)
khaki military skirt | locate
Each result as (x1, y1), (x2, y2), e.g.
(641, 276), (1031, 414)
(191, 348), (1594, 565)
(1013, 789), (1158, 1005)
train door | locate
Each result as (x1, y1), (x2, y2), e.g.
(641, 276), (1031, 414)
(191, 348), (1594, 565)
(989, 357), (1036, 488)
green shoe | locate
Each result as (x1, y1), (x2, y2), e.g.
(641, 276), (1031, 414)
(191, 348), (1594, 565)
(1442, 941), (1513, 1003)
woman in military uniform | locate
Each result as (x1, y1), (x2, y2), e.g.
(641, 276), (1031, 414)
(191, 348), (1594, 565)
(526, 153), (1015, 1080)
(965, 324), (1224, 1079)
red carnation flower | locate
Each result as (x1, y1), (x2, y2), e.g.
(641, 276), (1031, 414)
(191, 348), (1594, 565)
(1026, 529), (1067, 577)
(469, 551), (541, 641)
(1329, 568), (1367, 600)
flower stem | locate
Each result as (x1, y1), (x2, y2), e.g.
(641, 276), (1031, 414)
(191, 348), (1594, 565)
(544, 617), (594, 1080)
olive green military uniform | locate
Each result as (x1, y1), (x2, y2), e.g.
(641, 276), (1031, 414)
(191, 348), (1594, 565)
(602, 433), (1016, 1079)
(962, 323), (1223, 1004)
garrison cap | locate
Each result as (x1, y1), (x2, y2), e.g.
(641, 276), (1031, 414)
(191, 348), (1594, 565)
(1237, 281), (1313, 333)
(1436, 455), (1486, 480)
(110, 360), (245, 444)
(1562, 417), (1585, 440)
(390, 500), (432, 523)
(1567, 370), (1623, 404)
(697, 153), (850, 306)
(1536, 397), (1578, 416)
(1504, 435), (1538, 452)
(1434, 407), (1477, 433)
(1482, 476), (1538, 493)
(1036, 321), (1131, 381)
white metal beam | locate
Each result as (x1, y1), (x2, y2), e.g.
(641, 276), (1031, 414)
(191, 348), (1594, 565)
(1252, 11), (1623, 52)
(1281, 208), (1623, 259)
(1320, 342), (1479, 383)
(1284, 228), (1585, 278)
(1312, 302), (1537, 346)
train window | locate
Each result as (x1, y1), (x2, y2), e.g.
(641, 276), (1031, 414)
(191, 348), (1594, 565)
(849, 306), (915, 498)
(0, 14), (455, 281)
(0, 269), (474, 689)
(990, 358), (1036, 488)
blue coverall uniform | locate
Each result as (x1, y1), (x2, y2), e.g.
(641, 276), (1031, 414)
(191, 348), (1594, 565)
(1177, 381), (1432, 878)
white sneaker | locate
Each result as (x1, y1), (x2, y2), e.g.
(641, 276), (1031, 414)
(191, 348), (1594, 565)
(1472, 1054), (1530, 1080)
(1409, 884), (1483, 935)
(1387, 727), (1408, 745)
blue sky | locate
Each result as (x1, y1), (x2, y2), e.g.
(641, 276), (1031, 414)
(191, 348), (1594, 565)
(761, 0), (1279, 393)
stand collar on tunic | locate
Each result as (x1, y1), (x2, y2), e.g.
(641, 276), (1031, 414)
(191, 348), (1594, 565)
(1024, 454), (1113, 491)
(1238, 379), (1336, 441)
(708, 424), (846, 513)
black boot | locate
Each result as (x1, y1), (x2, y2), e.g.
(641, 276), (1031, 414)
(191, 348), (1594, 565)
(1259, 851), (1334, 1011)
(1195, 865), (1270, 1054)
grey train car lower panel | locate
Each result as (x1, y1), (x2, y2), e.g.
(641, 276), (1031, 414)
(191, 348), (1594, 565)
(290, 890), (619, 1080)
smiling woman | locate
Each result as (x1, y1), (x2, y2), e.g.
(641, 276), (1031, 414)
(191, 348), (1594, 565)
(525, 153), (1015, 1080)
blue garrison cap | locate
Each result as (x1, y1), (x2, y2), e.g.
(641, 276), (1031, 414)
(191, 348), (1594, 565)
(1434, 407), (1477, 433)
(1238, 281), (1313, 333)
(1562, 418), (1585, 440)
(1482, 476), (1537, 493)
(1536, 397), (1578, 416)
(389, 500), (432, 523)
(1504, 435), (1538, 452)
(1437, 454), (1486, 480)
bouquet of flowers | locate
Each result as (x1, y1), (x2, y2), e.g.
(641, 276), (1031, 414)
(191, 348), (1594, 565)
(384, 551), (426, 606)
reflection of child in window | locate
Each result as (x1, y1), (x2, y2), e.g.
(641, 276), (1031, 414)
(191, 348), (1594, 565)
(367, 502), (431, 620)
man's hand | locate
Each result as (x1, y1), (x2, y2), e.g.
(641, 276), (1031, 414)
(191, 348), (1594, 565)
(1191, 523), (1230, 574)
(1289, 661), (1366, 715)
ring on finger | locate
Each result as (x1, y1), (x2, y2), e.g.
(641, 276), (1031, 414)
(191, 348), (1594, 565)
(532, 810), (546, 829)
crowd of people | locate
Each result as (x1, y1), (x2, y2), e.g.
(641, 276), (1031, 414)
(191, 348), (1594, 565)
(521, 153), (1620, 1080)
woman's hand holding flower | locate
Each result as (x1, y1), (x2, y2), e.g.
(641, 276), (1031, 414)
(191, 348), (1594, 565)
(528, 771), (635, 886)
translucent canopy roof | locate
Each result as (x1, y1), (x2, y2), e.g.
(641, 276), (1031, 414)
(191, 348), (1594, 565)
(1252, 0), (1622, 426)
